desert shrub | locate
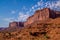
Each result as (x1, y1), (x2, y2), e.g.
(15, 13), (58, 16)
(44, 34), (50, 39)
(17, 37), (21, 40)
(40, 32), (46, 35)
(43, 23), (53, 28)
(55, 24), (60, 28)
(3, 32), (12, 39)
(29, 32), (40, 36)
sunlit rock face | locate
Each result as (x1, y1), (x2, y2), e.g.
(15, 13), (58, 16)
(9, 22), (18, 27)
(24, 8), (60, 26)
(9, 22), (24, 28)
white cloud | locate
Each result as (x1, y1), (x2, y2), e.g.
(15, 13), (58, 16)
(37, 1), (41, 6)
(1, 18), (15, 27)
(31, 0), (60, 12)
(32, 6), (35, 9)
(17, 12), (30, 22)
(3, 12), (30, 22)
(37, 8), (41, 10)
(22, 6), (28, 11)
(3, 18), (16, 22)
(55, 1), (60, 7)
(44, 0), (60, 10)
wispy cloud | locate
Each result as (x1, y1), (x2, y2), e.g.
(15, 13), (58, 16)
(9, 0), (60, 22)
(17, 12), (30, 22)
(29, 0), (60, 13)
(3, 18), (14, 22)
(2, 17), (16, 27)
(22, 6), (26, 10)
(3, 17), (18, 22)
(32, 6), (35, 9)
(3, 0), (60, 22)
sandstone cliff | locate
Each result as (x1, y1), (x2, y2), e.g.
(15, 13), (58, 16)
(24, 8), (60, 26)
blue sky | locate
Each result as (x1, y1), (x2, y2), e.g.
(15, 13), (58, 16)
(0, 0), (60, 27)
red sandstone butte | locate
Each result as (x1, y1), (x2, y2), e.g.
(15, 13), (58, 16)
(24, 8), (60, 26)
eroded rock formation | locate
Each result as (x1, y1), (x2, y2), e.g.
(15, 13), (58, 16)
(24, 8), (60, 26)
(9, 22), (24, 28)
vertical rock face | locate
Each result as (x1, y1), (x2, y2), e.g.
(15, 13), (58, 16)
(18, 22), (24, 27)
(24, 8), (60, 26)
(55, 11), (60, 17)
(24, 8), (50, 26)
(9, 22), (18, 27)
(9, 22), (24, 28)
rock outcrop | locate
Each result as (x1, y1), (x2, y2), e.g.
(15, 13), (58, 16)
(9, 21), (24, 28)
(24, 8), (60, 26)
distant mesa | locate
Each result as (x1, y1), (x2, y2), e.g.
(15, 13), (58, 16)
(9, 21), (24, 28)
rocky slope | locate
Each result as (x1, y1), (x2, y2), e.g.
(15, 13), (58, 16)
(0, 18), (60, 40)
